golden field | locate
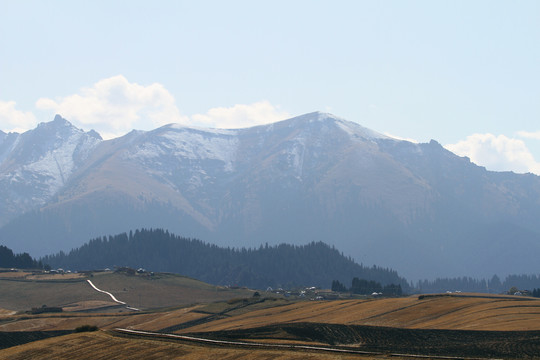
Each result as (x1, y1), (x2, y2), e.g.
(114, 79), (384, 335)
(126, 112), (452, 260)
(1, 270), (540, 358)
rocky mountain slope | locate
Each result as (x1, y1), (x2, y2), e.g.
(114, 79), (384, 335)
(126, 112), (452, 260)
(0, 115), (101, 226)
(1, 112), (540, 280)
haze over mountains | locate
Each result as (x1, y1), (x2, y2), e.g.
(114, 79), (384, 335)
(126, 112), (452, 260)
(1, 112), (540, 280)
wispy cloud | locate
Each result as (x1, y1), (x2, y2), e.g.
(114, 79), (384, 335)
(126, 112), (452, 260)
(0, 100), (38, 133)
(445, 133), (540, 175)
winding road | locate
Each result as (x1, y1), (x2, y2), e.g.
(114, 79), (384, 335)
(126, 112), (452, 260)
(86, 279), (140, 311)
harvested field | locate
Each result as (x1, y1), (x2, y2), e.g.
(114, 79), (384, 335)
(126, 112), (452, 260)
(190, 322), (540, 359)
(0, 331), (387, 360)
(0, 331), (72, 350)
(179, 294), (540, 333)
(2, 284), (540, 358)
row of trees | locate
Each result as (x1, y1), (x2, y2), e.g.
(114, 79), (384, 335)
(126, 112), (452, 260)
(415, 274), (540, 294)
(41, 228), (410, 290)
(0, 245), (42, 269)
(332, 278), (403, 296)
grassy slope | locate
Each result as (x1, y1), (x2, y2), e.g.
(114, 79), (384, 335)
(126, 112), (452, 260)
(0, 278), (104, 312)
(0, 331), (378, 360)
(0, 271), (255, 312)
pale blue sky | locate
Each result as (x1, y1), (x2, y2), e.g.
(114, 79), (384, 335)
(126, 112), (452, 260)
(1, 1), (539, 173)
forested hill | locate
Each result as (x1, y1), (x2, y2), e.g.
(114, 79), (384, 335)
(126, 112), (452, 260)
(41, 229), (409, 290)
(0, 245), (42, 269)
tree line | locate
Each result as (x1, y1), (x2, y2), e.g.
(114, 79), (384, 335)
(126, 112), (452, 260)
(0, 245), (42, 269)
(40, 228), (410, 291)
(415, 274), (540, 294)
(332, 278), (403, 296)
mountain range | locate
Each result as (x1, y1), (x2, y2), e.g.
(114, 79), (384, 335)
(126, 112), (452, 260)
(1, 112), (540, 280)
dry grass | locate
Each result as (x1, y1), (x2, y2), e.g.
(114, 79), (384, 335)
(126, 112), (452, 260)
(61, 300), (121, 312)
(0, 271), (255, 312)
(79, 272), (255, 309)
(0, 309), (16, 316)
(0, 278), (105, 312)
(0, 331), (393, 360)
(0, 272), (31, 279)
(26, 273), (85, 281)
(179, 294), (540, 333)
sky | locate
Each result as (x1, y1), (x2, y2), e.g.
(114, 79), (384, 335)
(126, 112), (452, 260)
(1, 0), (539, 174)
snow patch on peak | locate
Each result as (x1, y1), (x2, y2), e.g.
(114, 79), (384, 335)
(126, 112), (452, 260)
(160, 130), (239, 172)
(126, 126), (240, 173)
(315, 111), (342, 122)
(166, 123), (238, 136)
(335, 118), (390, 141)
(23, 130), (101, 195)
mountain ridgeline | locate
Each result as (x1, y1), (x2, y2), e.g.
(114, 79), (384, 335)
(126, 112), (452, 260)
(2, 112), (540, 280)
(41, 229), (409, 290)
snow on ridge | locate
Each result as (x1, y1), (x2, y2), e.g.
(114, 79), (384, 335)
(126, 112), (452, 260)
(126, 126), (240, 173)
(161, 130), (239, 172)
(334, 118), (390, 140)
(288, 136), (306, 180)
(167, 123), (238, 136)
(23, 131), (91, 196)
(0, 133), (21, 166)
(14, 127), (101, 200)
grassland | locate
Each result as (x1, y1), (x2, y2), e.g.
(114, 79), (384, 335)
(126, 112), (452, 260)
(2, 271), (540, 358)
(0, 270), (255, 312)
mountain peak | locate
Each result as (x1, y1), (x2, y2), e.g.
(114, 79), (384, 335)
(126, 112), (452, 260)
(35, 115), (102, 140)
(276, 111), (390, 141)
(36, 114), (74, 132)
(53, 114), (67, 122)
(87, 129), (103, 140)
(52, 114), (74, 128)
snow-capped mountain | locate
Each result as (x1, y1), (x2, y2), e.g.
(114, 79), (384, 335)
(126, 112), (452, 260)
(1, 112), (540, 280)
(0, 115), (102, 226)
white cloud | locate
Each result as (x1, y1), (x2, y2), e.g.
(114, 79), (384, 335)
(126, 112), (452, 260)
(0, 100), (38, 133)
(517, 130), (540, 140)
(33, 75), (290, 138)
(4, 76), (291, 139)
(36, 75), (188, 139)
(445, 133), (540, 175)
(191, 101), (290, 129)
